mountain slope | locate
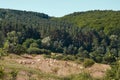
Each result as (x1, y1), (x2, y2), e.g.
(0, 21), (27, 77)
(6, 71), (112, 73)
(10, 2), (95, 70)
(0, 8), (75, 38)
(59, 10), (120, 35)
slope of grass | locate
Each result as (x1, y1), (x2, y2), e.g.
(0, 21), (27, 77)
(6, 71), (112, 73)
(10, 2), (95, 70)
(0, 58), (62, 80)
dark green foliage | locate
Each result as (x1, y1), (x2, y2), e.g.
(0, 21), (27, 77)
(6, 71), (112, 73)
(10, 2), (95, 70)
(0, 31), (5, 47)
(63, 45), (77, 55)
(89, 51), (103, 63)
(103, 52), (116, 64)
(50, 30), (72, 47)
(12, 44), (26, 54)
(27, 48), (51, 54)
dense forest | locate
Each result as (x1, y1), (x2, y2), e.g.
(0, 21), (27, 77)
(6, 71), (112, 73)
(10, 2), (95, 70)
(0, 9), (120, 64)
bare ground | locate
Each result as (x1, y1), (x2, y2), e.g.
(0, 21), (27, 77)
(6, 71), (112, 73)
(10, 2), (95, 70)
(2, 54), (111, 79)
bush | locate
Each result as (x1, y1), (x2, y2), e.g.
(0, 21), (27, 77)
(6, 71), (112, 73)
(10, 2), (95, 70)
(43, 54), (51, 58)
(0, 66), (4, 79)
(13, 44), (26, 54)
(27, 48), (51, 54)
(0, 48), (7, 59)
(50, 54), (76, 61)
(10, 70), (18, 80)
(103, 52), (116, 64)
(83, 59), (95, 68)
(27, 47), (41, 54)
(30, 42), (39, 48)
(104, 61), (120, 80)
(63, 55), (76, 61)
(39, 49), (51, 54)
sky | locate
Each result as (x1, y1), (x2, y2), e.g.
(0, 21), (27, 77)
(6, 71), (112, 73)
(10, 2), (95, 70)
(0, 0), (120, 17)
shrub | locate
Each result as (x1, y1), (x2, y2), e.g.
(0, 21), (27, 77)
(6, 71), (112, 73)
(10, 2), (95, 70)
(104, 61), (120, 80)
(10, 70), (18, 80)
(52, 54), (63, 60)
(83, 59), (95, 68)
(13, 44), (26, 54)
(103, 52), (116, 64)
(39, 49), (51, 54)
(43, 54), (51, 58)
(63, 55), (76, 61)
(0, 66), (4, 79)
(0, 48), (7, 59)
(27, 48), (51, 54)
(27, 47), (41, 54)
(30, 42), (39, 48)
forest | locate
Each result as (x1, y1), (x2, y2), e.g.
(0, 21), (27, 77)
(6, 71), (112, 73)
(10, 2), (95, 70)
(0, 8), (120, 79)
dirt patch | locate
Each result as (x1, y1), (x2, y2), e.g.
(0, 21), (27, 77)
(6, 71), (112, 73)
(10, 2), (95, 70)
(13, 54), (83, 76)
(86, 63), (111, 78)
(4, 54), (111, 78)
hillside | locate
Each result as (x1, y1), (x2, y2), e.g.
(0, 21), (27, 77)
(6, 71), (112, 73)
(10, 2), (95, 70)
(0, 8), (75, 38)
(0, 8), (120, 63)
(59, 10), (120, 35)
(0, 54), (111, 80)
(0, 8), (120, 80)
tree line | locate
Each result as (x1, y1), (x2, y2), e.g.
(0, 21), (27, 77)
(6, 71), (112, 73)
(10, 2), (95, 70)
(0, 9), (120, 64)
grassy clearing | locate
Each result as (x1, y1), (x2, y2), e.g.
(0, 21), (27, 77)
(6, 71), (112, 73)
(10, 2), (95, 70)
(0, 58), (62, 80)
(0, 54), (111, 80)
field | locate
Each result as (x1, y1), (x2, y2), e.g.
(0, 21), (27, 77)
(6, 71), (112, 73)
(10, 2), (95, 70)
(0, 54), (111, 80)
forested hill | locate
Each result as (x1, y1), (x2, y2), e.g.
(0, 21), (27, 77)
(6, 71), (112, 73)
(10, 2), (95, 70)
(0, 8), (75, 38)
(59, 10), (120, 36)
(0, 9), (120, 64)
(0, 8), (50, 19)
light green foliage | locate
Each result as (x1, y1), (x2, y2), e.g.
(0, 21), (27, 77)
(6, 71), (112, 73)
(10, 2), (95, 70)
(104, 61), (120, 80)
(22, 39), (36, 49)
(3, 40), (9, 50)
(60, 10), (120, 36)
(3, 31), (24, 53)
(30, 42), (39, 48)
(41, 36), (51, 46)
(0, 48), (7, 58)
(27, 47), (41, 54)
(7, 31), (21, 45)
(62, 73), (93, 80)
